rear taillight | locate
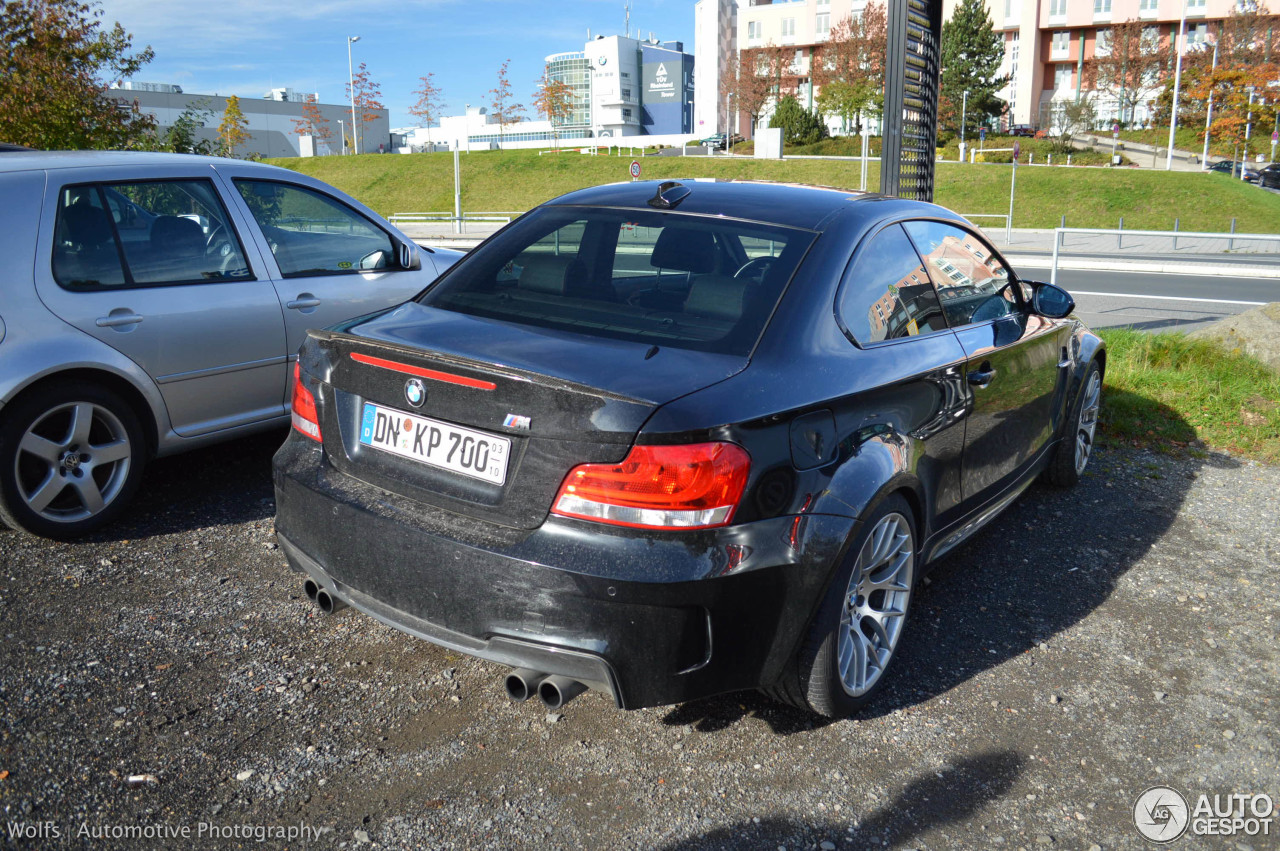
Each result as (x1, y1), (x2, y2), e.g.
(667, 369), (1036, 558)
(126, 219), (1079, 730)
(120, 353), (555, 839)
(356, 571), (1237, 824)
(290, 361), (322, 442)
(552, 442), (750, 530)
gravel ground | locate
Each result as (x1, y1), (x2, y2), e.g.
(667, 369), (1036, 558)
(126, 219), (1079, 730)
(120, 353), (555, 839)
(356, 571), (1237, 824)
(1, 432), (1277, 850)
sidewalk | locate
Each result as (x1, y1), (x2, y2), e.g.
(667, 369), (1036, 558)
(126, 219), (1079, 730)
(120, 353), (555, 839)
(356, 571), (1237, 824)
(402, 223), (1280, 278)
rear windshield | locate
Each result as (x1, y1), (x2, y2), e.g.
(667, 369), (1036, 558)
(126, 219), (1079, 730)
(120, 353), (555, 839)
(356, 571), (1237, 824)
(418, 205), (815, 357)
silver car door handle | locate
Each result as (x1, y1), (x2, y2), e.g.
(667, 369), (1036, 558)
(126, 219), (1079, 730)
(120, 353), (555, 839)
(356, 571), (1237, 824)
(287, 296), (321, 310)
(95, 313), (144, 327)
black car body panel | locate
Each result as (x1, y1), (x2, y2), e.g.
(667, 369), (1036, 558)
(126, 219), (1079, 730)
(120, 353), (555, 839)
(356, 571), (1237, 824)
(273, 179), (1104, 711)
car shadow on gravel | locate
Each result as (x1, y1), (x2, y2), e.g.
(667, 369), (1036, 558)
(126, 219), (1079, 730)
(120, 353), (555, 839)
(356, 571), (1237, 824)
(664, 391), (1233, 728)
(40, 430), (286, 544)
(654, 749), (1024, 850)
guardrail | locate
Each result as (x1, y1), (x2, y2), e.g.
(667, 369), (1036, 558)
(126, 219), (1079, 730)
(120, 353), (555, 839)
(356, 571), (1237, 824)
(961, 213), (1012, 242)
(387, 212), (520, 234)
(1048, 226), (1280, 285)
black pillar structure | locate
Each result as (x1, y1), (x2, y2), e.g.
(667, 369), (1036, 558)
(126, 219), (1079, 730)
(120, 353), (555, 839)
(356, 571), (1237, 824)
(880, 0), (944, 201)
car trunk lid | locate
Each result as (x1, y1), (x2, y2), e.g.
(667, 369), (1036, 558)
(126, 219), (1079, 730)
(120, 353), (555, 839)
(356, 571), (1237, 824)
(310, 302), (749, 530)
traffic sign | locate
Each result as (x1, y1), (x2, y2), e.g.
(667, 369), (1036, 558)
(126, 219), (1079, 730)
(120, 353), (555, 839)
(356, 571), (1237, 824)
(1273, 130), (1278, 143)
(979, 127), (986, 142)
(630, 160), (641, 180)
(1013, 141), (1021, 160)
(1112, 123), (1120, 139)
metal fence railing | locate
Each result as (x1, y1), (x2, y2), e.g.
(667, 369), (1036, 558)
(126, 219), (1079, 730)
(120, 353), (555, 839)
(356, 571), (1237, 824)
(961, 213), (1013, 242)
(387, 212), (520, 234)
(1048, 227), (1280, 284)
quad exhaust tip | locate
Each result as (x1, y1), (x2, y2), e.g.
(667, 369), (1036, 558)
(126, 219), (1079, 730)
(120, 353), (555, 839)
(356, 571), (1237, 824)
(504, 669), (588, 709)
(504, 668), (548, 702)
(304, 578), (347, 614)
(537, 674), (587, 709)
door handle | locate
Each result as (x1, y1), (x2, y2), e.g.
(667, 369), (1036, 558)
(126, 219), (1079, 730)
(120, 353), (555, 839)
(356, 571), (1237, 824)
(95, 311), (144, 328)
(967, 365), (996, 388)
(286, 295), (321, 310)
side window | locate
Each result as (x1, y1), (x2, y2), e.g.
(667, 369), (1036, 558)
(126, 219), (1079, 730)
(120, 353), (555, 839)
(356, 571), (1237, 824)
(234, 180), (394, 278)
(52, 180), (250, 291)
(837, 224), (948, 345)
(52, 186), (127, 290)
(902, 220), (1016, 328)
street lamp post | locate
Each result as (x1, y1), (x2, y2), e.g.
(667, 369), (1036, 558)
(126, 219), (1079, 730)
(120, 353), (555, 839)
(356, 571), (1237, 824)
(1200, 39), (1218, 171)
(347, 35), (361, 155)
(960, 89), (968, 163)
(338, 119), (345, 155)
(1243, 86), (1256, 181)
(1165, 2), (1187, 170)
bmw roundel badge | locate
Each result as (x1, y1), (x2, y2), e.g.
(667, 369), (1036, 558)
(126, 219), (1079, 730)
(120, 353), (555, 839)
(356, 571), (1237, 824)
(404, 378), (426, 408)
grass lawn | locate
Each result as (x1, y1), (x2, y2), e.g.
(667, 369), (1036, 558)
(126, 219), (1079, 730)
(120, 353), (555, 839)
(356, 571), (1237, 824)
(1097, 329), (1280, 464)
(267, 148), (1280, 232)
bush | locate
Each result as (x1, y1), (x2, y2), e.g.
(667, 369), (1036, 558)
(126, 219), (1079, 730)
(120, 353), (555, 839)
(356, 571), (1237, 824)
(769, 96), (829, 146)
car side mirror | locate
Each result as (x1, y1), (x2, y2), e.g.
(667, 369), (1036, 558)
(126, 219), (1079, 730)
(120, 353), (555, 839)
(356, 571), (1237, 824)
(1028, 281), (1075, 318)
(396, 240), (420, 271)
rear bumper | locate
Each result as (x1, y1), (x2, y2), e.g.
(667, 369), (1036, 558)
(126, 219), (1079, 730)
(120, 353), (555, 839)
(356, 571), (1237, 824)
(272, 438), (856, 709)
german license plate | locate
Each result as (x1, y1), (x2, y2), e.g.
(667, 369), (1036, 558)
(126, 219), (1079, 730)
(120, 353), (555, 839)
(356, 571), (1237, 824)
(359, 402), (510, 485)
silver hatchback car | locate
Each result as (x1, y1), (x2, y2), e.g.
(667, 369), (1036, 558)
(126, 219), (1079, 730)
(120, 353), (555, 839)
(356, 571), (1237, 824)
(0, 151), (462, 538)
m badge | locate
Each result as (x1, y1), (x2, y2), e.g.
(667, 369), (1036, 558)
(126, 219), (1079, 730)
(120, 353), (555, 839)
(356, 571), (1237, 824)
(503, 414), (531, 431)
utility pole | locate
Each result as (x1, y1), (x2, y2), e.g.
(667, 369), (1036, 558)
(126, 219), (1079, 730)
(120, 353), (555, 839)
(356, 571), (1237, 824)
(347, 35), (361, 155)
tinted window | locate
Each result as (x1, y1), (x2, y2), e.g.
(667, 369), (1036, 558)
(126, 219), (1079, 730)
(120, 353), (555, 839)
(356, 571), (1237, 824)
(837, 224), (948, 345)
(234, 180), (394, 278)
(902, 221), (1016, 327)
(52, 180), (250, 290)
(420, 206), (815, 357)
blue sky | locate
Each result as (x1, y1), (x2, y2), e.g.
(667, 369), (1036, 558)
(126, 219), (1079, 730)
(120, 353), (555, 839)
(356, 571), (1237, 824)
(97, 0), (697, 128)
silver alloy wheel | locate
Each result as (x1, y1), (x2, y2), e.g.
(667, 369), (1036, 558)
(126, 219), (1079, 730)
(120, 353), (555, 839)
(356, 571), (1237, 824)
(1074, 370), (1102, 475)
(15, 401), (133, 524)
(837, 512), (914, 697)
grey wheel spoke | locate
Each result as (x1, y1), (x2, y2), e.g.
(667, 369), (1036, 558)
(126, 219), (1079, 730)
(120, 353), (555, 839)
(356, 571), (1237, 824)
(837, 512), (915, 698)
(25, 472), (66, 513)
(19, 432), (64, 463)
(69, 403), (95, 446)
(72, 477), (105, 514)
(91, 439), (130, 465)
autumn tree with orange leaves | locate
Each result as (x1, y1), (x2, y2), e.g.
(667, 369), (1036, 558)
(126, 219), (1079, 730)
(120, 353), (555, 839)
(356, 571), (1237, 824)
(489, 59), (526, 146)
(0, 0), (157, 149)
(291, 95), (332, 148)
(533, 65), (573, 148)
(345, 61), (384, 153)
(812, 2), (887, 133)
(408, 73), (444, 145)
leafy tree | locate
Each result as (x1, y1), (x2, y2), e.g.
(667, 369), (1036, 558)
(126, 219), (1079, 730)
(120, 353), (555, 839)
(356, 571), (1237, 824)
(0, 0), (156, 149)
(346, 61), (384, 153)
(217, 94), (249, 157)
(291, 95), (332, 149)
(166, 99), (215, 154)
(769, 94), (828, 145)
(1081, 19), (1170, 127)
(533, 64), (573, 148)
(939, 0), (1008, 137)
(721, 45), (793, 136)
(489, 59), (526, 146)
(812, 3), (886, 133)
(408, 73), (444, 145)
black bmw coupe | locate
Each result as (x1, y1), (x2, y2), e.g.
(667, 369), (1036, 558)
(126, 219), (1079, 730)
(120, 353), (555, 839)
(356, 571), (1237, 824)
(273, 179), (1104, 718)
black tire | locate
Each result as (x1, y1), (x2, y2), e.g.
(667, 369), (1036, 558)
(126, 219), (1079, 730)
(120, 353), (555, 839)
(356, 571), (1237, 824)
(1044, 360), (1102, 488)
(768, 493), (918, 718)
(0, 381), (147, 539)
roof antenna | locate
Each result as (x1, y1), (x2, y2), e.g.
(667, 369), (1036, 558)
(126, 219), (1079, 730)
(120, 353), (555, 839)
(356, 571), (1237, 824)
(625, 2), (630, 38)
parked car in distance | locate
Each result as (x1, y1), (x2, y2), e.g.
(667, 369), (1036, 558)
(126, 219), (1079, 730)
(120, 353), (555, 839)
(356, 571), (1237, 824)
(0, 151), (463, 538)
(1257, 162), (1280, 189)
(1009, 125), (1037, 137)
(274, 179), (1104, 718)
(699, 133), (743, 149)
(1208, 159), (1260, 182)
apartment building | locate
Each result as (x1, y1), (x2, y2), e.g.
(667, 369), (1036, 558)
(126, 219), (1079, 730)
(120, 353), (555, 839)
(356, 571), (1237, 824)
(698, 0), (1243, 137)
(965, 0), (1242, 131)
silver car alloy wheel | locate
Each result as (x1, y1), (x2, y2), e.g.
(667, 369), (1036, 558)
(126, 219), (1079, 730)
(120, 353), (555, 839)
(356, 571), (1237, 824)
(15, 401), (133, 524)
(1074, 370), (1102, 475)
(837, 512), (914, 697)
